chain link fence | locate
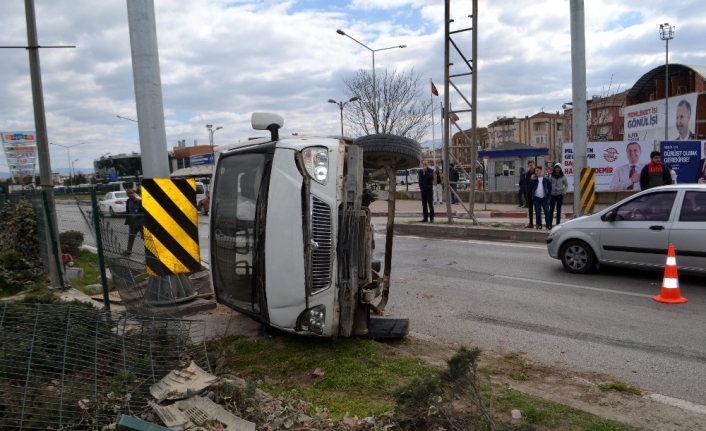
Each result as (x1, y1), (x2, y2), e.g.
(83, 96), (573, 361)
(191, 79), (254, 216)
(0, 302), (209, 431)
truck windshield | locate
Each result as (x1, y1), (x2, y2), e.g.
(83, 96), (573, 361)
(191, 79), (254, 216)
(211, 153), (269, 313)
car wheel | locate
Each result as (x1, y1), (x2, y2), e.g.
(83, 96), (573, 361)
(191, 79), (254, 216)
(109, 206), (115, 217)
(353, 134), (422, 171)
(199, 204), (208, 216)
(560, 240), (595, 274)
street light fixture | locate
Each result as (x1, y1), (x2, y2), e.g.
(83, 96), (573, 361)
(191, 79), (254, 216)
(71, 159), (79, 186)
(336, 29), (407, 133)
(206, 124), (223, 164)
(50, 142), (85, 186)
(659, 23), (675, 141)
(328, 96), (360, 137)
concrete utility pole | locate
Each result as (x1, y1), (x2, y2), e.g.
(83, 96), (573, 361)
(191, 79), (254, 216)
(24, 0), (63, 287)
(443, 0), (452, 221)
(570, 0), (588, 217)
(127, 0), (169, 178)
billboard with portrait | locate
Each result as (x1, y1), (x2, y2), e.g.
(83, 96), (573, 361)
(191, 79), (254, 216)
(660, 141), (706, 184)
(563, 141), (653, 192)
(623, 92), (698, 142)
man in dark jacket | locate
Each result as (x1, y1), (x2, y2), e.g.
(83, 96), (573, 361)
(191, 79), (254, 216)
(518, 167), (526, 207)
(639, 151), (672, 190)
(419, 161), (434, 222)
(530, 167), (553, 229)
(449, 163), (460, 204)
(123, 188), (144, 255)
(524, 160), (536, 228)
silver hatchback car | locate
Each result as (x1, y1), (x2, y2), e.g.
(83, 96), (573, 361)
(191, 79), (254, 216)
(547, 184), (706, 274)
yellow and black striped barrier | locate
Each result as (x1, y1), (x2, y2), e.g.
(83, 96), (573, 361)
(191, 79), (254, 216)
(579, 167), (595, 216)
(141, 178), (200, 276)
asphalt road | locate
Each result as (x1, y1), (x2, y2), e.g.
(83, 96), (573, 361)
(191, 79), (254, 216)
(382, 234), (706, 405)
(55, 204), (705, 404)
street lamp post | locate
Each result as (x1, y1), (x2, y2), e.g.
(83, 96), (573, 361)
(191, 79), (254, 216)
(71, 159), (79, 186)
(328, 96), (360, 137)
(206, 124), (223, 164)
(50, 142), (85, 186)
(659, 23), (675, 141)
(336, 29), (406, 133)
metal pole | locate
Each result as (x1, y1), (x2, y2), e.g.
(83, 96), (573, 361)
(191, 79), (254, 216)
(469, 0), (478, 214)
(66, 148), (71, 186)
(340, 103), (344, 136)
(665, 38), (669, 140)
(24, 0), (62, 287)
(443, 0), (452, 222)
(91, 188), (110, 310)
(372, 51), (377, 133)
(570, 0), (588, 217)
(127, 0), (169, 178)
(431, 79), (436, 167)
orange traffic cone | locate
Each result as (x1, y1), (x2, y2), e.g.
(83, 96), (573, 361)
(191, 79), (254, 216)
(653, 244), (688, 304)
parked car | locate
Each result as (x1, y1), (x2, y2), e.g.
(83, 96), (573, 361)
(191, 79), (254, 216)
(98, 191), (129, 216)
(197, 197), (209, 215)
(547, 184), (706, 275)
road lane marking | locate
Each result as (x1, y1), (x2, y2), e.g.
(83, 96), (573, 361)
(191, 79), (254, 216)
(493, 274), (654, 298)
(648, 393), (706, 415)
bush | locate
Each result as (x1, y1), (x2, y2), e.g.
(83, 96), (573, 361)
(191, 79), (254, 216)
(60, 230), (85, 255)
(0, 250), (43, 296)
(0, 198), (40, 263)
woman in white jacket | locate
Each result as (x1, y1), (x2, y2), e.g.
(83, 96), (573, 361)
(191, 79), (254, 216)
(549, 163), (569, 226)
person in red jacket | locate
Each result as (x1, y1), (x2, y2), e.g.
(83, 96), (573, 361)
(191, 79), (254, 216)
(639, 151), (672, 190)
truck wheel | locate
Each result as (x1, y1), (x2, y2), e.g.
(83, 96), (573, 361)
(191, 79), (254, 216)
(364, 316), (410, 339)
(353, 134), (422, 170)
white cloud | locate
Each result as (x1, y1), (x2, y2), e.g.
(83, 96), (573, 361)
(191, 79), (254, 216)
(0, 0), (704, 175)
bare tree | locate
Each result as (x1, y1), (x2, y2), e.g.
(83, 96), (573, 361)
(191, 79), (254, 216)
(342, 68), (432, 142)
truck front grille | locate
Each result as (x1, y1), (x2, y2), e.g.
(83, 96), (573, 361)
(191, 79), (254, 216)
(311, 196), (332, 293)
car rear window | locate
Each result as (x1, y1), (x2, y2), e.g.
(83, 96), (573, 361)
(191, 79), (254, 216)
(115, 192), (128, 199)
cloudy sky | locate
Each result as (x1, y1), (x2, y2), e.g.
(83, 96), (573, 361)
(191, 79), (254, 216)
(1, 0), (704, 176)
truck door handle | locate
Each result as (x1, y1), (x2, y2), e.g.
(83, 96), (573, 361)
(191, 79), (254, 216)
(649, 225), (664, 231)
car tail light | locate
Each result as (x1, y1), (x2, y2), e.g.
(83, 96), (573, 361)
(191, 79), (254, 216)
(115, 200), (124, 204)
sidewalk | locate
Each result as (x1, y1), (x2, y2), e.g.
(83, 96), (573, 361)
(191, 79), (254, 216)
(371, 199), (610, 244)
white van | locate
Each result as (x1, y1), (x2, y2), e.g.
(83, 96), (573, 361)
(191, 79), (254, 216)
(195, 181), (206, 204)
(209, 112), (422, 338)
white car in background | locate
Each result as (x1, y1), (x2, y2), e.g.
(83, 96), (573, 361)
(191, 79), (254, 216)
(98, 191), (129, 216)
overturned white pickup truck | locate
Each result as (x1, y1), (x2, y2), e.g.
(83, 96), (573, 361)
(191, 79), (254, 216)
(208, 112), (421, 337)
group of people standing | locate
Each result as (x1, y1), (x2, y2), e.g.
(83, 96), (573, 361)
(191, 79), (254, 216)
(518, 160), (568, 230)
(418, 161), (461, 222)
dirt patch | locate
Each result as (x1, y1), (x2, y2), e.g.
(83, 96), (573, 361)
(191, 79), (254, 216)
(384, 332), (706, 431)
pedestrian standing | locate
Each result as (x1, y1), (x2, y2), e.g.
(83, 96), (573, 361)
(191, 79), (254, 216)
(123, 188), (144, 256)
(639, 151), (672, 190)
(530, 167), (552, 229)
(524, 160), (536, 228)
(449, 163), (459, 204)
(419, 161), (435, 222)
(433, 165), (443, 204)
(549, 163), (568, 226)
(517, 167), (526, 207)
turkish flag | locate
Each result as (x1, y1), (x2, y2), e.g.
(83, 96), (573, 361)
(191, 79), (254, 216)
(431, 81), (439, 96)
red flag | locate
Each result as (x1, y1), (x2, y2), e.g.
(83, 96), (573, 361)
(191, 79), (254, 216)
(431, 81), (439, 96)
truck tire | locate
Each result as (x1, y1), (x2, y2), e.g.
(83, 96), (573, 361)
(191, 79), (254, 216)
(364, 316), (410, 339)
(353, 134), (422, 171)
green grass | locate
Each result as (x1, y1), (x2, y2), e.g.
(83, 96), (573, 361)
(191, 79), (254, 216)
(67, 248), (105, 296)
(494, 389), (638, 431)
(208, 334), (438, 418)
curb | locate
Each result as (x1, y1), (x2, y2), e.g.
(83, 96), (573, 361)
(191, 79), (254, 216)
(393, 223), (549, 244)
(372, 211), (457, 217)
(490, 211), (574, 218)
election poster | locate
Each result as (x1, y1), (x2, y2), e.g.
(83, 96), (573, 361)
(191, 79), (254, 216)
(2, 131), (38, 181)
(562, 141), (653, 192)
(660, 141), (705, 184)
(623, 92), (698, 142)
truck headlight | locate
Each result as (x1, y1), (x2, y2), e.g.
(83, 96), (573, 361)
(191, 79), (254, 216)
(302, 147), (329, 185)
(298, 305), (326, 334)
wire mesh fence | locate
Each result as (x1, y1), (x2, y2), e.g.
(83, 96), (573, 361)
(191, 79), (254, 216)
(0, 302), (209, 431)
